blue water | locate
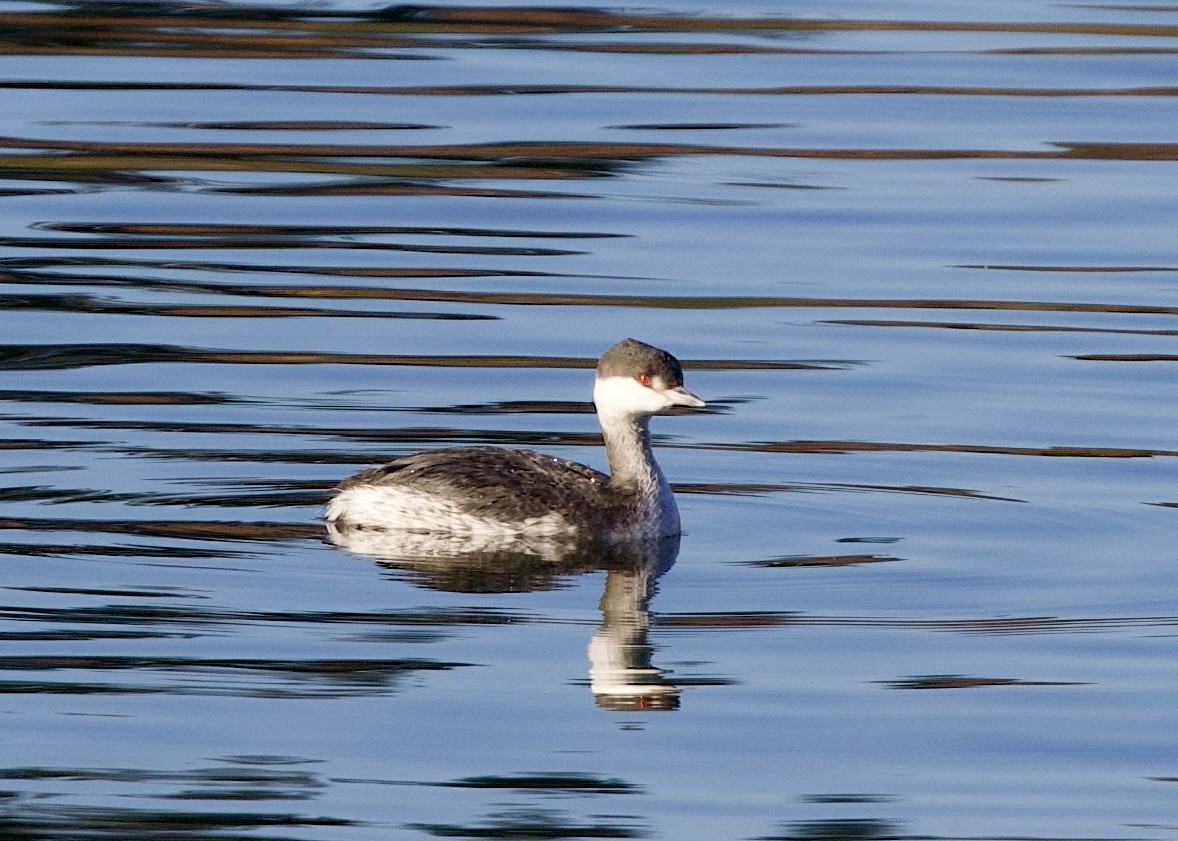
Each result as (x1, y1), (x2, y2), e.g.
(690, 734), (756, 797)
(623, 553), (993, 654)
(0, 2), (1176, 838)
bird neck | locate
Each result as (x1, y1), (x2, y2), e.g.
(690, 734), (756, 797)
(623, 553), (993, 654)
(599, 411), (665, 497)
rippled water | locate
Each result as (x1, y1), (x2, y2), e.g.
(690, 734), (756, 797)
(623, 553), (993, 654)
(1, 1), (1177, 838)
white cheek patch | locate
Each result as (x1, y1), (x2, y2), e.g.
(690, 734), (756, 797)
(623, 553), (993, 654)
(593, 375), (670, 417)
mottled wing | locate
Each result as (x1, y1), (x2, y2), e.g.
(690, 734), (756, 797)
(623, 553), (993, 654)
(336, 446), (609, 523)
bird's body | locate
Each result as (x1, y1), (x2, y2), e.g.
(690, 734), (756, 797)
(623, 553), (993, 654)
(325, 339), (704, 541)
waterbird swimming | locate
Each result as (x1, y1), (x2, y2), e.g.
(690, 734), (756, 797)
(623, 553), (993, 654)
(325, 339), (705, 541)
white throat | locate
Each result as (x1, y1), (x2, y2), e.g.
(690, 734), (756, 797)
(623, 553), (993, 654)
(593, 374), (674, 419)
(592, 376), (678, 530)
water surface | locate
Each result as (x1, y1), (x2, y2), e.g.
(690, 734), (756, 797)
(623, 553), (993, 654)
(1, 1), (1177, 838)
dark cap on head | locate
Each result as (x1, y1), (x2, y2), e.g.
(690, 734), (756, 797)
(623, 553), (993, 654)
(596, 338), (685, 386)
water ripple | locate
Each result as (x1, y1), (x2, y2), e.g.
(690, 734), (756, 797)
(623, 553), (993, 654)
(0, 655), (466, 698)
(0, 0), (1173, 835)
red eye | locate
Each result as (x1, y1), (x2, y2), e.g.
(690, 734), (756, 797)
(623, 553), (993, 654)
(637, 374), (652, 387)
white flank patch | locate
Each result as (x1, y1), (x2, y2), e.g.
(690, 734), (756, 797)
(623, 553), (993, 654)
(325, 520), (582, 562)
(326, 485), (573, 536)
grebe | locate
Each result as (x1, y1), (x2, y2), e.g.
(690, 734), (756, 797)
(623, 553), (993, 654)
(325, 339), (705, 540)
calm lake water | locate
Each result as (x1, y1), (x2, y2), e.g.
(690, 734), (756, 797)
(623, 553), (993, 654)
(1, 1), (1177, 838)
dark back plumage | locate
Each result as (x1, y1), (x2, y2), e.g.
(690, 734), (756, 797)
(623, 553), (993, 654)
(328, 339), (696, 537)
(336, 445), (637, 529)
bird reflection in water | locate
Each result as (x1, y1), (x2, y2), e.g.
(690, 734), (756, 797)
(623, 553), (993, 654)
(325, 522), (682, 710)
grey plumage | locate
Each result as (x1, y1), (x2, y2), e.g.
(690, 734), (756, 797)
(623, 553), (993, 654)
(334, 445), (636, 530)
(596, 338), (685, 386)
(326, 338), (703, 539)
